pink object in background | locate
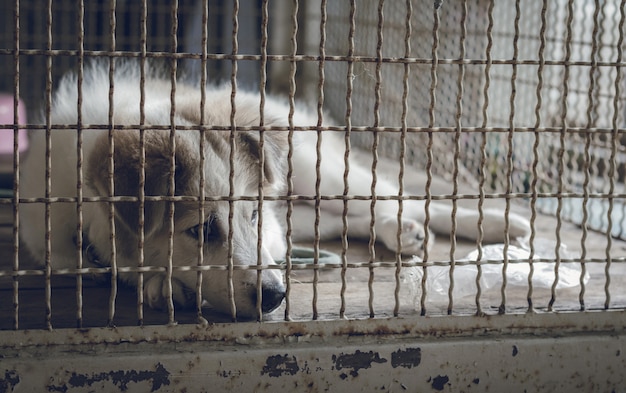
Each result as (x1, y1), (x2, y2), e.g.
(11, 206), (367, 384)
(0, 94), (28, 154)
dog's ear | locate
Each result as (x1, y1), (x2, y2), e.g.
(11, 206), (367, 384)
(87, 130), (199, 236)
(177, 100), (289, 192)
(235, 130), (288, 191)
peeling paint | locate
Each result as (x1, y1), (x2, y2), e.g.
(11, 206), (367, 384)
(0, 370), (20, 393)
(333, 350), (387, 377)
(391, 348), (421, 369)
(261, 354), (299, 377)
(431, 375), (450, 391)
(47, 385), (68, 393)
(47, 363), (170, 392)
(512, 345), (519, 357)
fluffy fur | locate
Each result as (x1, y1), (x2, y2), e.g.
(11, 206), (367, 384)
(19, 63), (531, 319)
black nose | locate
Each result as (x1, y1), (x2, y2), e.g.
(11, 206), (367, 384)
(257, 285), (285, 313)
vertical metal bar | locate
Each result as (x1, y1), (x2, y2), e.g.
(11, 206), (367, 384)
(499, 0), (520, 315)
(196, 0), (208, 326)
(287, 0), (300, 319)
(314, 0), (327, 319)
(75, 0), (85, 328)
(107, 0), (118, 327)
(44, 0), (53, 331)
(477, 0), (495, 317)
(549, 0), (574, 312)
(421, 3), (440, 316)
(605, 0), (625, 310)
(591, 2), (609, 130)
(394, 0), (411, 318)
(137, 0), (148, 327)
(530, 0), (549, 313)
(12, 0), (20, 331)
(165, 0), (179, 326)
(367, 0), (384, 319)
(228, 0), (240, 321)
(282, 2), (294, 322)
(448, 0), (467, 316)
(581, 1), (608, 214)
(591, 1), (608, 250)
(256, 0), (268, 322)
(581, 0), (602, 311)
(339, 0), (355, 319)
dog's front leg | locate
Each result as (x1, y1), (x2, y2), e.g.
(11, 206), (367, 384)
(291, 202), (433, 256)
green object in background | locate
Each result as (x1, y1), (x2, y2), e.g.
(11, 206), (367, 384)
(277, 247), (342, 265)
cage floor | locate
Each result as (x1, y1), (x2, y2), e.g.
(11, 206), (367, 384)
(1, 215), (624, 330)
(2, 156), (625, 329)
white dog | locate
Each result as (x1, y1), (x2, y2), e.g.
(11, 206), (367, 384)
(20, 63), (530, 319)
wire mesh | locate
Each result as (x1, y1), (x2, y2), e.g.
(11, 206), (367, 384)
(0, 0), (624, 332)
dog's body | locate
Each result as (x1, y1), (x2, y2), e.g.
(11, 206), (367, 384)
(20, 64), (530, 318)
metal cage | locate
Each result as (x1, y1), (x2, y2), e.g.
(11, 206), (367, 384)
(0, 0), (625, 391)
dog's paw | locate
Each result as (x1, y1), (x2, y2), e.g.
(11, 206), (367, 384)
(376, 215), (432, 256)
(144, 274), (193, 310)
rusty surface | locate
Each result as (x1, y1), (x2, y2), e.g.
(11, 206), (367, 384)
(0, 311), (624, 391)
(1, 310), (624, 351)
(1, 333), (625, 392)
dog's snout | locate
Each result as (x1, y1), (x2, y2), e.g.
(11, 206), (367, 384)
(255, 285), (285, 313)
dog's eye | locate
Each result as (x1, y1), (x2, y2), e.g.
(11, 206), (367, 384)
(187, 216), (219, 242)
(251, 209), (258, 224)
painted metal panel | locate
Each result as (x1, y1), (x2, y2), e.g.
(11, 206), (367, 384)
(1, 312), (625, 392)
(1, 331), (624, 392)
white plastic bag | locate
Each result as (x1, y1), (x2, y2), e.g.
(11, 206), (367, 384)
(404, 239), (589, 301)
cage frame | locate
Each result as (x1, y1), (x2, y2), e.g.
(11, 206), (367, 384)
(0, 0), (625, 391)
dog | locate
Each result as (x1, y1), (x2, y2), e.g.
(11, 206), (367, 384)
(19, 63), (531, 319)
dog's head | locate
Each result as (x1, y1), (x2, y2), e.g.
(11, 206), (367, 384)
(86, 123), (288, 319)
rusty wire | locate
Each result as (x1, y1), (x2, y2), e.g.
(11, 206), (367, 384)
(476, 0), (495, 316)
(605, 0), (626, 309)
(3, 1), (626, 330)
(314, 0), (326, 320)
(579, 0), (602, 311)
(548, 0), (574, 313)
(367, 0), (384, 319)
(394, 0), (412, 318)
(44, 0), (53, 331)
(195, 0), (209, 327)
(285, 0), (299, 321)
(0, 256), (620, 278)
(528, 0), (549, 313)
(498, 0), (520, 315)
(447, 0), (467, 316)
(6, 48), (626, 67)
(106, 0), (118, 327)
(11, 0), (20, 331)
(420, 0), (440, 317)
(227, 0), (239, 321)
(164, 0), (179, 325)
(74, 0), (84, 328)
(256, 0), (269, 322)
(137, 0), (147, 326)
(339, 0), (356, 320)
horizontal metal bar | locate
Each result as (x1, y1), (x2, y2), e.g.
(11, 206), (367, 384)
(0, 311), (624, 349)
(2, 48), (626, 67)
(6, 123), (626, 134)
(0, 257), (624, 278)
(2, 192), (624, 205)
